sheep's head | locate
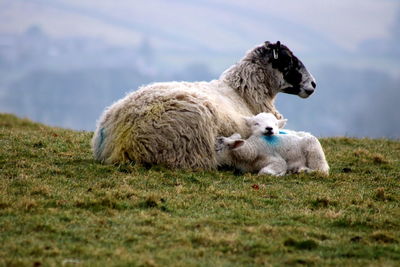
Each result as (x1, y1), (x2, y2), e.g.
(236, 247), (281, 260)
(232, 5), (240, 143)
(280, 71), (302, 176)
(245, 112), (287, 137)
(215, 133), (244, 165)
(249, 41), (316, 99)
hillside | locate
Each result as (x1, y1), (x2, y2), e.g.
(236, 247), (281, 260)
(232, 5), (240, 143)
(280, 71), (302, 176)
(0, 113), (399, 266)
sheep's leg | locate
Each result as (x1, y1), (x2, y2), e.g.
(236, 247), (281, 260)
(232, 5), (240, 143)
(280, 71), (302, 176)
(258, 157), (287, 176)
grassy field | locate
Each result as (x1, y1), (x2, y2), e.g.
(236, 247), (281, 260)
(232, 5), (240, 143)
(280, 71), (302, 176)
(0, 113), (399, 266)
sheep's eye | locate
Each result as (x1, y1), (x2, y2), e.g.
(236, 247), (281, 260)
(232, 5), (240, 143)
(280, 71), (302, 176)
(254, 123), (260, 126)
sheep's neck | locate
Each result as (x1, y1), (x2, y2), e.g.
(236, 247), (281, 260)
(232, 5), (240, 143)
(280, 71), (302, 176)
(243, 93), (277, 115)
(222, 62), (281, 118)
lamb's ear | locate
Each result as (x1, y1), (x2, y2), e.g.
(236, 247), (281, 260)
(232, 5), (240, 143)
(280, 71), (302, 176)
(230, 133), (242, 139)
(277, 119), (287, 129)
(231, 140), (245, 150)
(243, 116), (253, 127)
(216, 136), (225, 145)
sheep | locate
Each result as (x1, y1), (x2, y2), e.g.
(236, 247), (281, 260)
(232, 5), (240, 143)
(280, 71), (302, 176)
(92, 41), (317, 170)
(216, 113), (330, 176)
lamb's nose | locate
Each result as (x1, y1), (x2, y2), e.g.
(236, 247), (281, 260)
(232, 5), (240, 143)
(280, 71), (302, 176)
(266, 127), (273, 131)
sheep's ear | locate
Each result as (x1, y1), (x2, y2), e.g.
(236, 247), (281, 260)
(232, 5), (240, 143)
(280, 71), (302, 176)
(270, 41), (281, 59)
(277, 119), (287, 129)
(231, 140), (244, 149)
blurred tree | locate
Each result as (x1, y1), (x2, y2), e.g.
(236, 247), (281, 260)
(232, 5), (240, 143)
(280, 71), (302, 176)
(351, 77), (400, 138)
(390, 6), (400, 56)
(137, 37), (155, 65)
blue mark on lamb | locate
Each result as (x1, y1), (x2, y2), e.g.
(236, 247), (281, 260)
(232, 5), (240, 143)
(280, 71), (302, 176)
(262, 135), (280, 145)
(262, 131), (287, 146)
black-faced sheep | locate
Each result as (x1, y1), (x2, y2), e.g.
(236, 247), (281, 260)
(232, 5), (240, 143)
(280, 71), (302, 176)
(92, 41), (317, 170)
(216, 113), (329, 175)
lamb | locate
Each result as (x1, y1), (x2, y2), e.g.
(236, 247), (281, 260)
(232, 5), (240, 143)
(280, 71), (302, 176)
(92, 41), (317, 170)
(216, 113), (329, 176)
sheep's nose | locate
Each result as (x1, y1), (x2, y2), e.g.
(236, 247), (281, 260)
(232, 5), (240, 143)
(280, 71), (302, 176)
(304, 89), (314, 95)
(311, 81), (316, 88)
(266, 127), (273, 131)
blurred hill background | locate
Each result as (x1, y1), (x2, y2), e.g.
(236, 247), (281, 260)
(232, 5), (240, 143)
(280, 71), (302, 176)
(0, 0), (399, 138)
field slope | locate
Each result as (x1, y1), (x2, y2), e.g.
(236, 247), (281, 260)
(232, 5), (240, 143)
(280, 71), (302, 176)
(0, 113), (399, 266)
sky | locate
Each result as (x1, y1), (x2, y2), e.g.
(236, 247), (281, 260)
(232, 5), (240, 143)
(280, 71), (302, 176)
(0, 0), (398, 53)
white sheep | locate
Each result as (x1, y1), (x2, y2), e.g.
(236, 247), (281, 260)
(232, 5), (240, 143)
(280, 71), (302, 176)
(216, 113), (329, 176)
(92, 41), (317, 170)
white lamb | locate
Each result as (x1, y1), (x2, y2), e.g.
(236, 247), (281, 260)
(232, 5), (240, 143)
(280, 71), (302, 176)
(216, 113), (329, 176)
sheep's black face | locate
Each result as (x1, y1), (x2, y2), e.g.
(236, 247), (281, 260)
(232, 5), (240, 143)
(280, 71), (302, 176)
(267, 41), (316, 98)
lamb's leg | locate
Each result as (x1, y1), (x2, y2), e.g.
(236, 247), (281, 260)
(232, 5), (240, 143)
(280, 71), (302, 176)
(289, 165), (312, 174)
(287, 157), (309, 174)
(258, 157), (287, 176)
(304, 136), (329, 175)
(296, 166), (313, 173)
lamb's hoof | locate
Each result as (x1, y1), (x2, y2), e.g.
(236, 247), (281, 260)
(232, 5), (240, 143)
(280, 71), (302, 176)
(291, 167), (312, 174)
(258, 169), (285, 176)
(298, 167), (312, 173)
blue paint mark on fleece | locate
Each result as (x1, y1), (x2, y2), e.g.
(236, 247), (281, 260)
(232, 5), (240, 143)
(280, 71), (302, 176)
(262, 135), (280, 146)
(96, 127), (106, 154)
(261, 131), (286, 146)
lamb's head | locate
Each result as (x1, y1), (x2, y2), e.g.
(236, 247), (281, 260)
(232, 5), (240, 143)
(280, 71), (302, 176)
(215, 133), (244, 165)
(243, 41), (316, 99)
(245, 112), (287, 137)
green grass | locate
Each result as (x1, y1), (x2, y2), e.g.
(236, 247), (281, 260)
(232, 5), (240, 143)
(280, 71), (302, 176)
(0, 113), (399, 266)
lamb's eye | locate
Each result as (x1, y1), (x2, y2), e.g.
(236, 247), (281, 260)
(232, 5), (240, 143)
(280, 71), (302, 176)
(254, 123), (260, 126)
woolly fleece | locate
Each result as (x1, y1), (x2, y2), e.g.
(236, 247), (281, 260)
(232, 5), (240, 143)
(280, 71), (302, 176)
(92, 42), (315, 170)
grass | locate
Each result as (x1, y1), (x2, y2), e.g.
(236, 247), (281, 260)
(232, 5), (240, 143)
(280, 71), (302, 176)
(0, 113), (399, 266)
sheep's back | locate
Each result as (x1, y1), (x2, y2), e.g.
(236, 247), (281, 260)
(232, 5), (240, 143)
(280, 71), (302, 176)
(92, 80), (253, 169)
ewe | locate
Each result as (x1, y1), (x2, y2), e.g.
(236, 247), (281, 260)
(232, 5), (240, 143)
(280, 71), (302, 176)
(92, 41), (317, 170)
(216, 113), (329, 176)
